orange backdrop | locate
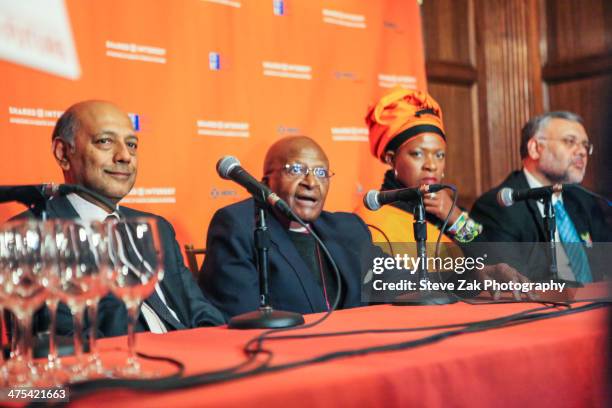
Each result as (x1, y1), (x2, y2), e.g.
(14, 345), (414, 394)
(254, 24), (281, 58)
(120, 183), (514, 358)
(0, 0), (426, 249)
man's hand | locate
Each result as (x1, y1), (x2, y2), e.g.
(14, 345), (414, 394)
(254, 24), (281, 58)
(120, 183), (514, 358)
(474, 263), (537, 301)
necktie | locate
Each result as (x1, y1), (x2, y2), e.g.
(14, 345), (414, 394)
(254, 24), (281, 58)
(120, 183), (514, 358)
(553, 201), (592, 283)
(112, 218), (186, 331)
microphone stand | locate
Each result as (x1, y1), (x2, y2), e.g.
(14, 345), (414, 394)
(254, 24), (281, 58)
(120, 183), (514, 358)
(394, 197), (455, 305)
(228, 199), (305, 329)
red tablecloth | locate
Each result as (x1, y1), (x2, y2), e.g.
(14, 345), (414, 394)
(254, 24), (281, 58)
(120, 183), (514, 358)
(66, 301), (610, 407)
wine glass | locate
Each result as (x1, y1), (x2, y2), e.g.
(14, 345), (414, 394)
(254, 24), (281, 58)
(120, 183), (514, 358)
(84, 220), (113, 377)
(0, 219), (52, 386)
(55, 220), (109, 382)
(37, 219), (66, 385)
(107, 216), (164, 377)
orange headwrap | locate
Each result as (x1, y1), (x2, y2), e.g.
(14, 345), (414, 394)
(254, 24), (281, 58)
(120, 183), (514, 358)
(366, 87), (445, 162)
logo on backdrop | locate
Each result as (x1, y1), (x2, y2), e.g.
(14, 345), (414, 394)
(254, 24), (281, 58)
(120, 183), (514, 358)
(127, 113), (141, 131)
(210, 188), (238, 199)
(331, 127), (368, 142)
(276, 125), (301, 136)
(196, 120), (250, 138)
(322, 9), (366, 29)
(273, 0), (285, 16)
(209, 52), (221, 70)
(334, 70), (361, 82)
(202, 0), (241, 8)
(378, 73), (417, 89)
(262, 61), (312, 80)
(7, 106), (63, 127)
(383, 20), (403, 33)
(123, 187), (176, 204)
(105, 40), (166, 64)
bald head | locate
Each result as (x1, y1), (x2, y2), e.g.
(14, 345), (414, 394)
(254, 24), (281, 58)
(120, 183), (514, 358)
(52, 100), (132, 145)
(262, 136), (331, 224)
(52, 100), (138, 207)
(263, 136), (329, 176)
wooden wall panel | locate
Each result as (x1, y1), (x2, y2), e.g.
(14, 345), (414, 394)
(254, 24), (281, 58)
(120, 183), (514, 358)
(547, 74), (612, 198)
(475, 0), (543, 188)
(544, 0), (612, 63)
(422, 0), (473, 64)
(421, 0), (610, 208)
(428, 83), (480, 208)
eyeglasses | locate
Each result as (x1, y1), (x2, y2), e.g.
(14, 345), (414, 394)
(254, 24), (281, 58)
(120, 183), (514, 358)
(539, 136), (594, 156)
(281, 163), (335, 179)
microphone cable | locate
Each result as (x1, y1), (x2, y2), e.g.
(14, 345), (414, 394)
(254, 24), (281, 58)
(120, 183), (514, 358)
(58, 300), (607, 405)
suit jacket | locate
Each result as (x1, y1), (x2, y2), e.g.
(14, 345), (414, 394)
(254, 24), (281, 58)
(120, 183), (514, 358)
(24, 195), (225, 337)
(199, 199), (380, 319)
(470, 170), (611, 281)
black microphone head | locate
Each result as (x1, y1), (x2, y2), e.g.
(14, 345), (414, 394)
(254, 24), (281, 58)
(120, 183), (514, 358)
(364, 190), (382, 211)
(216, 156), (241, 179)
(497, 187), (514, 207)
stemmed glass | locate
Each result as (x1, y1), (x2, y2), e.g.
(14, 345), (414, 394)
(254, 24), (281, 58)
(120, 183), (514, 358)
(84, 220), (113, 377)
(38, 219), (66, 385)
(0, 219), (53, 386)
(106, 216), (164, 377)
(55, 220), (109, 382)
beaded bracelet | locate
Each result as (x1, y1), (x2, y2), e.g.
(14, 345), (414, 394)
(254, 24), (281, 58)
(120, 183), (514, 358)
(446, 211), (482, 243)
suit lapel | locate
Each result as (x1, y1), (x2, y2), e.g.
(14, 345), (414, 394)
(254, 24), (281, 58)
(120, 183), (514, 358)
(514, 172), (547, 240)
(311, 216), (358, 308)
(562, 192), (589, 239)
(45, 195), (80, 219)
(267, 212), (327, 312)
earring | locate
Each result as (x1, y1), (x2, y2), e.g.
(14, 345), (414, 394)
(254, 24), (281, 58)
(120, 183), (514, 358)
(394, 169), (399, 178)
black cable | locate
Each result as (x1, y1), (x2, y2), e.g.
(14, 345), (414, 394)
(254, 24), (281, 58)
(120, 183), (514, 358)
(242, 210), (344, 359)
(61, 301), (606, 403)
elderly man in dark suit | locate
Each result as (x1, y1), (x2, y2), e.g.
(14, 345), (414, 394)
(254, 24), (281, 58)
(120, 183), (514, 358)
(199, 136), (380, 319)
(470, 111), (610, 282)
(33, 100), (224, 336)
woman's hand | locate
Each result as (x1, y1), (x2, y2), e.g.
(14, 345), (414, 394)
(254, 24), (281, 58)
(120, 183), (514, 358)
(423, 189), (462, 224)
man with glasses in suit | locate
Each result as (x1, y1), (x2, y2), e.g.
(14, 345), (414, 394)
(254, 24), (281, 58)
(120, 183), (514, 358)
(199, 136), (379, 318)
(470, 111), (611, 283)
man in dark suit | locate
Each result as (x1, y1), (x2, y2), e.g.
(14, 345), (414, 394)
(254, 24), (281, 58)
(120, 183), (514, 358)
(199, 136), (379, 318)
(470, 111), (610, 282)
(34, 100), (224, 336)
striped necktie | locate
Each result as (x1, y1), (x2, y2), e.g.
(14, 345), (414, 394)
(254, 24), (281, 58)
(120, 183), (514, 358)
(110, 217), (186, 331)
(553, 200), (592, 283)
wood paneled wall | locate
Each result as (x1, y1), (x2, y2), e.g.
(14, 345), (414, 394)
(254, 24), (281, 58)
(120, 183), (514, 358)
(421, 0), (612, 206)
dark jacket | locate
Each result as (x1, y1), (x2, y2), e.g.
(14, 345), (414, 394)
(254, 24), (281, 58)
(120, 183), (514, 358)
(199, 199), (380, 319)
(470, 170), (611, 281)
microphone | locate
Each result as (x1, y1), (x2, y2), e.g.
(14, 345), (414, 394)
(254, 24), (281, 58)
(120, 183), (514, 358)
(364, 184), (446, 211)
(216, 156), (295, 220)
(497, 184), (563, 207)
(0, 184), (79, 206)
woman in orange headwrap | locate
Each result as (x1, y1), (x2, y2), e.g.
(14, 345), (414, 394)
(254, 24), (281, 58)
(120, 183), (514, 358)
(355, 87), (482, 246)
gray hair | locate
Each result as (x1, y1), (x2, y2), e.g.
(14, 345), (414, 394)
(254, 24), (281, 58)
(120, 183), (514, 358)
(51, 109), (79, 146)
(520, 111), (583, 159)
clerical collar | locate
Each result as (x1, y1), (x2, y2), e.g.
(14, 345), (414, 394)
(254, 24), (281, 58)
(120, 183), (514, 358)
(289, 225), (309, 233)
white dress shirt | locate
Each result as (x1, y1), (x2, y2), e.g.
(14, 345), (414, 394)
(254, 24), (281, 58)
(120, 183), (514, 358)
(522, 169), (575, 281)
(66, 193), (179, 333)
